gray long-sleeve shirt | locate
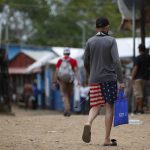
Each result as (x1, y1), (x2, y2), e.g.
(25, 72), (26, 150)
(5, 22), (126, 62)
(84, 32), (123, 84)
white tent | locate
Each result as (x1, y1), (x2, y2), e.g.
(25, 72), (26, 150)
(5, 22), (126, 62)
(26, 51), (56, 73)
(51, 47), (84, 58)
(26, 47), (84, 73)
(116, 37), (150, 57)
(49, 47), (84, 68)
(26, 37), (150, 73)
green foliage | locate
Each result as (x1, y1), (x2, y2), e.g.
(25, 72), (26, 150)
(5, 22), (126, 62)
(2, 0), (133, 47)
(29, 15), (81, 47)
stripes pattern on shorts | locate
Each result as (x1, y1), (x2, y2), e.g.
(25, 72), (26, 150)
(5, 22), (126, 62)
(90, 83), (105, 107)
(90, 81), (117, 108)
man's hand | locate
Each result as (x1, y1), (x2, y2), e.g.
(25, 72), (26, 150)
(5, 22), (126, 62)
(119, 83), (125, 90)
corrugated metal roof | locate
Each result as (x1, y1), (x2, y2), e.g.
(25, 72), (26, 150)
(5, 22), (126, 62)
(26, 51), (57, 73)
(5, 45), (52, 60)
(21, 49), (51, 61)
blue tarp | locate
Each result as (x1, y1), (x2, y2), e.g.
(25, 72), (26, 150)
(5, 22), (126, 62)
(1, 44), (51, 60)
(7, 45), (21, 60)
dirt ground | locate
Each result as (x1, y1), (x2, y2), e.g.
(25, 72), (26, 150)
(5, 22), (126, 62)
(0, 106), (150, 150)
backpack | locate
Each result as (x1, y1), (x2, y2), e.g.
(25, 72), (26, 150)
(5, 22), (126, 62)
(57, 58), (74, 83)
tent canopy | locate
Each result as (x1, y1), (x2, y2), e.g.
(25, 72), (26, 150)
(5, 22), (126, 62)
(26, 51), (56, 73)
(117, 0), (150, 30)
(26, 37), (150, 73)
(26, 47), (84, 73)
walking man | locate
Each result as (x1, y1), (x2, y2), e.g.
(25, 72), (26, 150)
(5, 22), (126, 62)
(132, 44), (150, 114)
(82, 17), (125, 146)
(55, 48), (80, 117)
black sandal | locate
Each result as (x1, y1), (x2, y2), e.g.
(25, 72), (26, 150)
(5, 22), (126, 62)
(82, 125), (91, 143)
(103, 139), (117, 146)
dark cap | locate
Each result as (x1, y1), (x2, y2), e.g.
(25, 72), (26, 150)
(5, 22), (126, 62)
(96, 17), (110, 28)
(138, 44), (145, 50)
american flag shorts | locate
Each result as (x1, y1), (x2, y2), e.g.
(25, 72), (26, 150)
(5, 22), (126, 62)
(90, 81), (117, 108)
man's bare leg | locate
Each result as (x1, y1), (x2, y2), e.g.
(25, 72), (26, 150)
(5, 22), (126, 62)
(135, 97), (143, 113)
(86, 105), (101, 126)
(104, 103), (114, 144)
(82, 105), (101, 143)
(135, 97), (139, 112)
(138, 97), (143, 112)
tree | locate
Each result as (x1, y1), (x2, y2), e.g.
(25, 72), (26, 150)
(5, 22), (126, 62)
(1, 0), (132, 47)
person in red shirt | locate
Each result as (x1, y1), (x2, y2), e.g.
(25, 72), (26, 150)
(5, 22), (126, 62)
(55, 48), (80, 116)
(56, 51), (77, 70)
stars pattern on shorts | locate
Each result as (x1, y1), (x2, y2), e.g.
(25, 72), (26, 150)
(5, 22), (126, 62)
(101, 81), (117, 104)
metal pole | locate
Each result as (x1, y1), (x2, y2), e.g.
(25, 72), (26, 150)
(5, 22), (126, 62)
(77, 22), (86, 48)
(132, 0), (136, 60)
(79, 24), (85, 48)
(82, 25), (85, 48)
(132, 0), (136, 114)
(5, 22), (9, 54)
(4, 5), (10, 56)
(0, 21), (2, 47)
(140, 0), (145, 46)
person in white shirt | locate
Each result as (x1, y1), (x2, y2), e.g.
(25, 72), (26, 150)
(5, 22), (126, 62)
(80, 82), (90, 114)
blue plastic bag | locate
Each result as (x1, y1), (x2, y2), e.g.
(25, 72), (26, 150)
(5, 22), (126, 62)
(114, 90), (128, 127)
